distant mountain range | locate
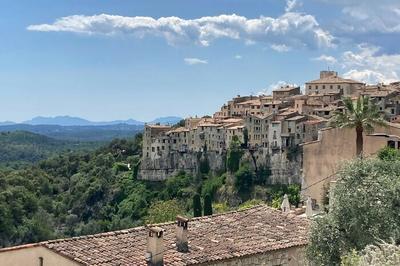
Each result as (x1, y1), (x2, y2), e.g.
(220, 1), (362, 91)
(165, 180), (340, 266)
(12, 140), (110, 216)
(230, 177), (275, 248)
(1, 115), (183, 127)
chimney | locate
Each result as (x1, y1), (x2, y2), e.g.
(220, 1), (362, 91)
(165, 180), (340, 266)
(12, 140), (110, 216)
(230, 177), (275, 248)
(146, 227), (165, 266)
(280, 194), (290, 213)
(176, 216), (189, 252)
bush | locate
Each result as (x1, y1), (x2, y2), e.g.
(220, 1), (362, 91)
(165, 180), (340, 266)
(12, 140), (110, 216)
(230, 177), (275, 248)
(193, 194), (202, 217)
(201, 174), (226, 199)
(341, 242), (400, 265)
(378, 146), (400, 161)
(234, 164), (254, 196)
(199, 156), (210, 174)
(203, 194), (213, 216)
(227, 136), (243, 172)
(307, 158), (400, 265)
(145, 200), (184, 224)
(238, 199), (264, 210)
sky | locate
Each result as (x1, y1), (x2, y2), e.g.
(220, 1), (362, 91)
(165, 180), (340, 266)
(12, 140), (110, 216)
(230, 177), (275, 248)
(1, 0), (400, 122)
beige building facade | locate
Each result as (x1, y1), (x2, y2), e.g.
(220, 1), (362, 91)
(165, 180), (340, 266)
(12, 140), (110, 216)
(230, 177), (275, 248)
(302, 124), (400, 206)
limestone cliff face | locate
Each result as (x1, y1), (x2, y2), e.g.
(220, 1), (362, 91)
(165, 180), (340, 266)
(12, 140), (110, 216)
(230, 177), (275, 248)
(138, 149), (302, 184)
(138, 151), (226, 181)
(241, 148), (302, 184)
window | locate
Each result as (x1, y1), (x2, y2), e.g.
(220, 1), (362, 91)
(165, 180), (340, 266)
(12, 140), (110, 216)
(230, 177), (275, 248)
(315, 85), (318, 90)
(322, 85), (325, 89)
(388, 140), (396, 149)
(330, 85), (333, 89)
(152, 147), (155, 152)
(39, 257), (44, 266)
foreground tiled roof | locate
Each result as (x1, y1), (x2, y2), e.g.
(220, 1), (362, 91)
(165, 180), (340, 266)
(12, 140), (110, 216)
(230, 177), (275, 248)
(1, 205), (308, 266)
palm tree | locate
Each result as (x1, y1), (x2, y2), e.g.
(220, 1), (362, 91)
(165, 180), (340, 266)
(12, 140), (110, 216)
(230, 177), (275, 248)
(330, 95), (386, 157)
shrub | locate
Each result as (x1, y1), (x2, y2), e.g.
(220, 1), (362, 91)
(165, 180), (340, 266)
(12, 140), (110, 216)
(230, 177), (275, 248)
(145, 200), (184, 224)
(203, 194), (213, 216)
(193, 194), (202, 217)
(307, 158), (400, 265)
(227, 136), (243, 172)
(234, 164), (254, 196)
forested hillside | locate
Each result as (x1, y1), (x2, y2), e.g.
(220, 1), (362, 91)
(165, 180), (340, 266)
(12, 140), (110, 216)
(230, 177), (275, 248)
(0, 124), (143, 141)
(0, 133), (299, 248)
(0, 131), (101, 166)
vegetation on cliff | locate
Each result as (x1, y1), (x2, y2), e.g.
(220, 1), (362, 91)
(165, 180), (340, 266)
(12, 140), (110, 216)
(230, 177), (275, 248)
(0, 132), (300, 248)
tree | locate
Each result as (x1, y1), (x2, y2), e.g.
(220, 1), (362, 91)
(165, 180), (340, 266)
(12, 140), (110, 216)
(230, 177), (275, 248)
(203, 194), (213, 216)
(145, 200), (184, 224)
(227, 136), (244, 172)
(234, 164), (254, 196)
(307, 158), (400, 265)
(330, 96), (386, 157)
(341, 242), (400, 266)
(193, 194), (202, 217)
(243, 128), (249, 148)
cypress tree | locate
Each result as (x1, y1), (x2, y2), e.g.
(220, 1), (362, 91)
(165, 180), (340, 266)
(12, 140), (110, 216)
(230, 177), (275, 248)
(193, 194), (202, 217)
(203, 194), (213, 216)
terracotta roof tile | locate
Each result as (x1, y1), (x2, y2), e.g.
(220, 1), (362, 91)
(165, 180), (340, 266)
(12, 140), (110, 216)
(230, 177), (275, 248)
(1, 205), (309, 266)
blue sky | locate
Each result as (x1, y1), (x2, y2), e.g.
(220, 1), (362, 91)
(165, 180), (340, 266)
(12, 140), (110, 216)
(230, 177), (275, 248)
(1, 0), (400, 122)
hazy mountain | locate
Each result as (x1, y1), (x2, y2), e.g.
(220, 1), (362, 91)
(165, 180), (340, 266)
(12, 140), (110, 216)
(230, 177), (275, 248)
(149, 116), (183, 125)
(20, 115), (181, 126)
(0, 121), (15, 126)
(23, 116), (93, 126)
(0, 124), (143, 142)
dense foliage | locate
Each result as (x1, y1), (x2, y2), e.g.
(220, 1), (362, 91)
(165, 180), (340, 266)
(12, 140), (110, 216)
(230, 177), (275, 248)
(0, 131), (100, 166)
(0, 131), (301, 248)
(307, 155), (400, 265)
(341, 242), (400, 266)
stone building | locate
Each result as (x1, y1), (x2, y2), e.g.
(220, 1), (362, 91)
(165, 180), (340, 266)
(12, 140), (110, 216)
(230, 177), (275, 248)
(245, 113), (273, 148)
(0, 205), (309, 266)
(143, 125), (173, 160)
(273, 85), (301, 100)
(305, 71), (364, 96)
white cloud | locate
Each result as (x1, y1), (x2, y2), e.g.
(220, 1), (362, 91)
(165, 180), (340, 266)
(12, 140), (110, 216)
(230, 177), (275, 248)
(341, 44), (400, 84)
(184, 58), (208, 65)
(257, 81), (298, 95)
(317, 0), (400, 34)
(27, 13), (334, 49)
(312, 54), (337, 64)
(343, 70), (389, 85)
(234, 55), (242, 59)
(285, 0), (301, 12)
(270, 44), (291, 52)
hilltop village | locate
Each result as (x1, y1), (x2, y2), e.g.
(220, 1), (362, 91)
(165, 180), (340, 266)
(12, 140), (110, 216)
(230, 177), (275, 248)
(139, 70), (400, 182)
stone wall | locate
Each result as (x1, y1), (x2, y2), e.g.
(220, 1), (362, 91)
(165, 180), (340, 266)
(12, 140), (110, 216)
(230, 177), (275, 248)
(201, 246), (306, 266)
